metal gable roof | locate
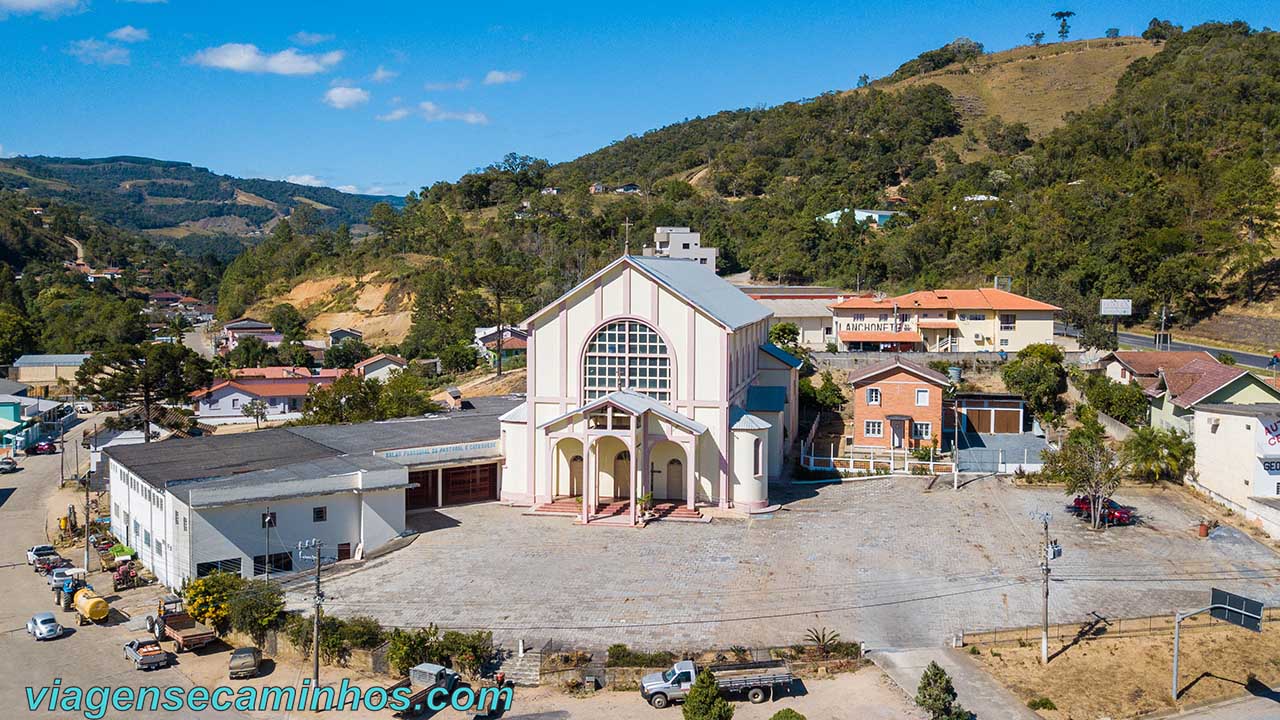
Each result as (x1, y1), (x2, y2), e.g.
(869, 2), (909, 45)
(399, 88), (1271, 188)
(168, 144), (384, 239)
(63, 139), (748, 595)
(538, 390), (709, 435)
(523, 255), (771, 332)
(760, 342), (803, 369)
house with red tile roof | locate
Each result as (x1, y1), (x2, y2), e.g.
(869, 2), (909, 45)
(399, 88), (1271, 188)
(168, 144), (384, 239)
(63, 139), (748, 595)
(1101, 351), (1280, 431)
(828, 286), (1058, 352)
(354, 353), (407, 382)
(191, 372), (345, 422)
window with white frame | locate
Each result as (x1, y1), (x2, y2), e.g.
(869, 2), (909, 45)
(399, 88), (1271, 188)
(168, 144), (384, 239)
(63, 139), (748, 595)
(915, 388), (929, 406)
(912, 422), (932, 439)
(1000, 338), (1010, 347)
(864, 420), (883, 437)
(583, 320), (671, 401)
(866, 387), (881, 405)
(999, 313), (1016, 331)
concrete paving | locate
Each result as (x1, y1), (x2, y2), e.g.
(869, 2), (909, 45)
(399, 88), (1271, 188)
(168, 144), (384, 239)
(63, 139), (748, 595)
(870, 647), (1039, 720)
(302, 476), (1280, 658)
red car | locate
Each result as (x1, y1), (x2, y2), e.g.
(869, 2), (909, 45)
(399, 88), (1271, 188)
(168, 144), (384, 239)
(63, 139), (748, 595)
(1070, 496), (1134, 525)
(25, 441), (57, 456)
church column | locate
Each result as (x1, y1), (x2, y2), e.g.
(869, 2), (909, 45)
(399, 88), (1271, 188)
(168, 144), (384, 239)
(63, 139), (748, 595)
(685, 438), (697, 511)
(628, 432), (638, 526)
(581, 438), (593, 524)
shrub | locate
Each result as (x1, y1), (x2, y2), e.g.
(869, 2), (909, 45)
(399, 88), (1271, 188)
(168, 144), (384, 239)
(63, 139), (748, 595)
(183, 571), (247, 635)
(439, 630), (495, 677)
(1027, 697), (1057, 710)
(286, 614), (351, 665)
(228, 579), (284, 645)
(683, 669), (734, 720)
(606, 644), (676, 668)
(805, 627), (840, 657)
(341, 615), (386, 650)
(770, 711), (807, 720)
(385, 625), (443, 677)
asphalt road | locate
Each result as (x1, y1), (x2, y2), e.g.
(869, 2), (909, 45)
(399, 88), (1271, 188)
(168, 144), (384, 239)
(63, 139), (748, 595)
(0, 415), (243, 720)
(1117, 331), (1273, 369)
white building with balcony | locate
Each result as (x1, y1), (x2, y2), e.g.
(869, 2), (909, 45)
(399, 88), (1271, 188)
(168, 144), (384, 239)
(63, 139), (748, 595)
(642, 227), (718, 269)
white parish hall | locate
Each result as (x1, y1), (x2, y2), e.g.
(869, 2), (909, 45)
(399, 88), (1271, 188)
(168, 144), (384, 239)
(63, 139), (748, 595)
(500, 255), (801, 525)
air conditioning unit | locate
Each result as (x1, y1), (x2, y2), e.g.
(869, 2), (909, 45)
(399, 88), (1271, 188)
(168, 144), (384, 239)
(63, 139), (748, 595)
(973, 332), (985, 342)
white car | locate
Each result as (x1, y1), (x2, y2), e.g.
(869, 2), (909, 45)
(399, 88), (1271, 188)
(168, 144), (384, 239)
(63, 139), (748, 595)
(27, 613), (64, 641)
(26, 545), (57, 565)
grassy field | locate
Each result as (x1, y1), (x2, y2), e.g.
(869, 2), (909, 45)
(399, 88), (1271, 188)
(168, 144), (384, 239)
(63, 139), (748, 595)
(975, 621), (1280, 718)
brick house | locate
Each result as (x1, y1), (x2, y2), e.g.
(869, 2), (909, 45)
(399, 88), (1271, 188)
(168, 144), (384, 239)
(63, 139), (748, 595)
(848, 358), (950, 450)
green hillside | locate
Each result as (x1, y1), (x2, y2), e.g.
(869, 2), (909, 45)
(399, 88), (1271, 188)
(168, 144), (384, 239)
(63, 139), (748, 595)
(0, 155), (398, 241)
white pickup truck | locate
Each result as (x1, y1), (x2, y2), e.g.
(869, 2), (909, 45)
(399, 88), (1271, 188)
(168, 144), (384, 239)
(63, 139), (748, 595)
(640, 659), (794, 709)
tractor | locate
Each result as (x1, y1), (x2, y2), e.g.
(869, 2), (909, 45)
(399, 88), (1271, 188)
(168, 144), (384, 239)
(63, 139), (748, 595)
(112, 562), (143, 592)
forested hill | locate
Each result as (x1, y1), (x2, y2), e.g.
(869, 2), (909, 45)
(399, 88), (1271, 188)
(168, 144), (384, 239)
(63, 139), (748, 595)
(222, 22), (1280, 362)
(0, 155), (398, 243)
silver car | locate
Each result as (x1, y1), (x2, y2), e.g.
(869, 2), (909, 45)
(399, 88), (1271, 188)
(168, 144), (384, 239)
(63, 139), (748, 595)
(27, 612), (64, 641)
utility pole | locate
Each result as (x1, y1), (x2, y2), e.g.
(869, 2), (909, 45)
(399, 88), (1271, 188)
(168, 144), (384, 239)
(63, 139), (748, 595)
(1035, 513), (1062, 664)
(264, 506), (271, 581)
(952, 403), (960, 490)
(298, 539), (325, 688)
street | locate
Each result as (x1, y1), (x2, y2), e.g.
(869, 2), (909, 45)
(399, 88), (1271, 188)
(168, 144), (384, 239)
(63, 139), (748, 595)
(1117, 331), (1273, 368)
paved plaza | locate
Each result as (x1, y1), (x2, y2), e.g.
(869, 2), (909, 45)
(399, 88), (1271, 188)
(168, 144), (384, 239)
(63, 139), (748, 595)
(299, 478), (1280, 653)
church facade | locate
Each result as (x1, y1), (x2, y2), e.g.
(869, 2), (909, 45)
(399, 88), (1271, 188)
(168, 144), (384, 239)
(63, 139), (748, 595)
(499, 255), (801, 525)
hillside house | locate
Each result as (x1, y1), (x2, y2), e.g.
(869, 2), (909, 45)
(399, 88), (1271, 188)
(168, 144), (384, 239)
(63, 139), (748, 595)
(848, 359), (948, 451)
(354, 354), (408, 382)
(328, 327), (364, 346)
(1101, 351), (1280, 431)
(1191, 404), (1280, 540)
(642, 226), (718, 268)
(829, 287), (1058, 352)
(11, 353), (92, 392)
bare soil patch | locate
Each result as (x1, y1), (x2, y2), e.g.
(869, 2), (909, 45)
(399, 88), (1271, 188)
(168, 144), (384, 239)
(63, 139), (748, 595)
(975, 622), (1280, 718)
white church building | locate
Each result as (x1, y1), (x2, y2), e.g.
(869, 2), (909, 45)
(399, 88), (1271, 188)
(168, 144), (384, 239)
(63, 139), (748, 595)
(499, 254), (801, 525)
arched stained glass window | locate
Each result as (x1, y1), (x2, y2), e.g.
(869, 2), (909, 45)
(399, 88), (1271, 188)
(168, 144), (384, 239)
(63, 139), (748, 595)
(583, 320), (671, 401)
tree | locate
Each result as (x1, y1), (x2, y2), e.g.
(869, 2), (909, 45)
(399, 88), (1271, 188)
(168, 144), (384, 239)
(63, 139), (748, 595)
(1001, 344), (1066, 420)
(1043, 434), (1121, 529)
(1105, 27), (1120, 39)
(440, 342), (479, 374)
(1216, 352), (1237, 366)
(242, 398), (268, 429)
(476, 242), (532, 377)
(275, 340), (314, 367)
(76, 343), (212, 442)
(183, 570), (247, 635)
(228, 579), (284, 646)
(300, 374), (381, 425)
(1122, 426), (1194, 484)
(1079, 322), (1118, 351)
(268, 303), (306, 341)
(683, 668), (733, 720)
(378, 370), (442, 419)
(323, 339), (373, 369)
(0, 305), (34, 364)
(857, 73), (870, 88)
(1026, 31), (1046, 47)
(228, 335), (277, 369)
(1142, 18), (1182, 41)
(915, 661), (967, 720)
(1052, 11), (1075, 41)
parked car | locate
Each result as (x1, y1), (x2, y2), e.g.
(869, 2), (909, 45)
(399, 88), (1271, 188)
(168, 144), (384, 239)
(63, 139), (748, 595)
(641, 660), (795, 709)
(25, 440), (57, 456)
(47, 566), (83, 589)
(123, 638), (170, 670)
(0, 457), (18, 473)
(74, 402), (94, 414)
(228, 647), (262, 679)
(26, 612), (64, 641)
(26, 544), (57, 565)
(1070, 496), (1135, 525)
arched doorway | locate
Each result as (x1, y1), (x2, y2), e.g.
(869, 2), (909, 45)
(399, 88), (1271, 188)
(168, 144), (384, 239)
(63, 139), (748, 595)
(553, 438), (585, 498)
(613, 450), (631, 500)
(648, 441), (687, 501)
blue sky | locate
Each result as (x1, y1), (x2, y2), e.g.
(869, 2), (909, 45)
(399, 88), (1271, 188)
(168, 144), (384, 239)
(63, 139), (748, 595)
(1, 1), (1275, 196)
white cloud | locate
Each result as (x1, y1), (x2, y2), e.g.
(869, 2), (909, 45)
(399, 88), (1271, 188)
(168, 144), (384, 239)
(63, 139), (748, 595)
(323, 85), (369, 110)
(420, 101), (488, 125)
(290, 31), (333, 46)
(190, 43), (344, 76)
(107, 25), (149, 42)
(67, 39), (130, 65)
(424, 78), (470, 91)
(370, 65), (396, 83)
(0, 0), (82, 18)
(376, 108), (410, 122)
(482, 69), (523, 85)
(285, 174), (327, 187)
(336, 184), (387, 195)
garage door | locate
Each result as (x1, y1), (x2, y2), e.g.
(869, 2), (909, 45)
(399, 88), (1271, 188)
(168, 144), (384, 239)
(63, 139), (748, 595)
(992, 409), (1022, 434)
(442, 464), (497, 505)
(964, 409), (991, 433)
(406, 469), (438, 510)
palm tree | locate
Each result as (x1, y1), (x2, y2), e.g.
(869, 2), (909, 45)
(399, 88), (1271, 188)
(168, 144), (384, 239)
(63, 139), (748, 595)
(1052, 10), (1076, 41)
(1122, 427), (1193, 484)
